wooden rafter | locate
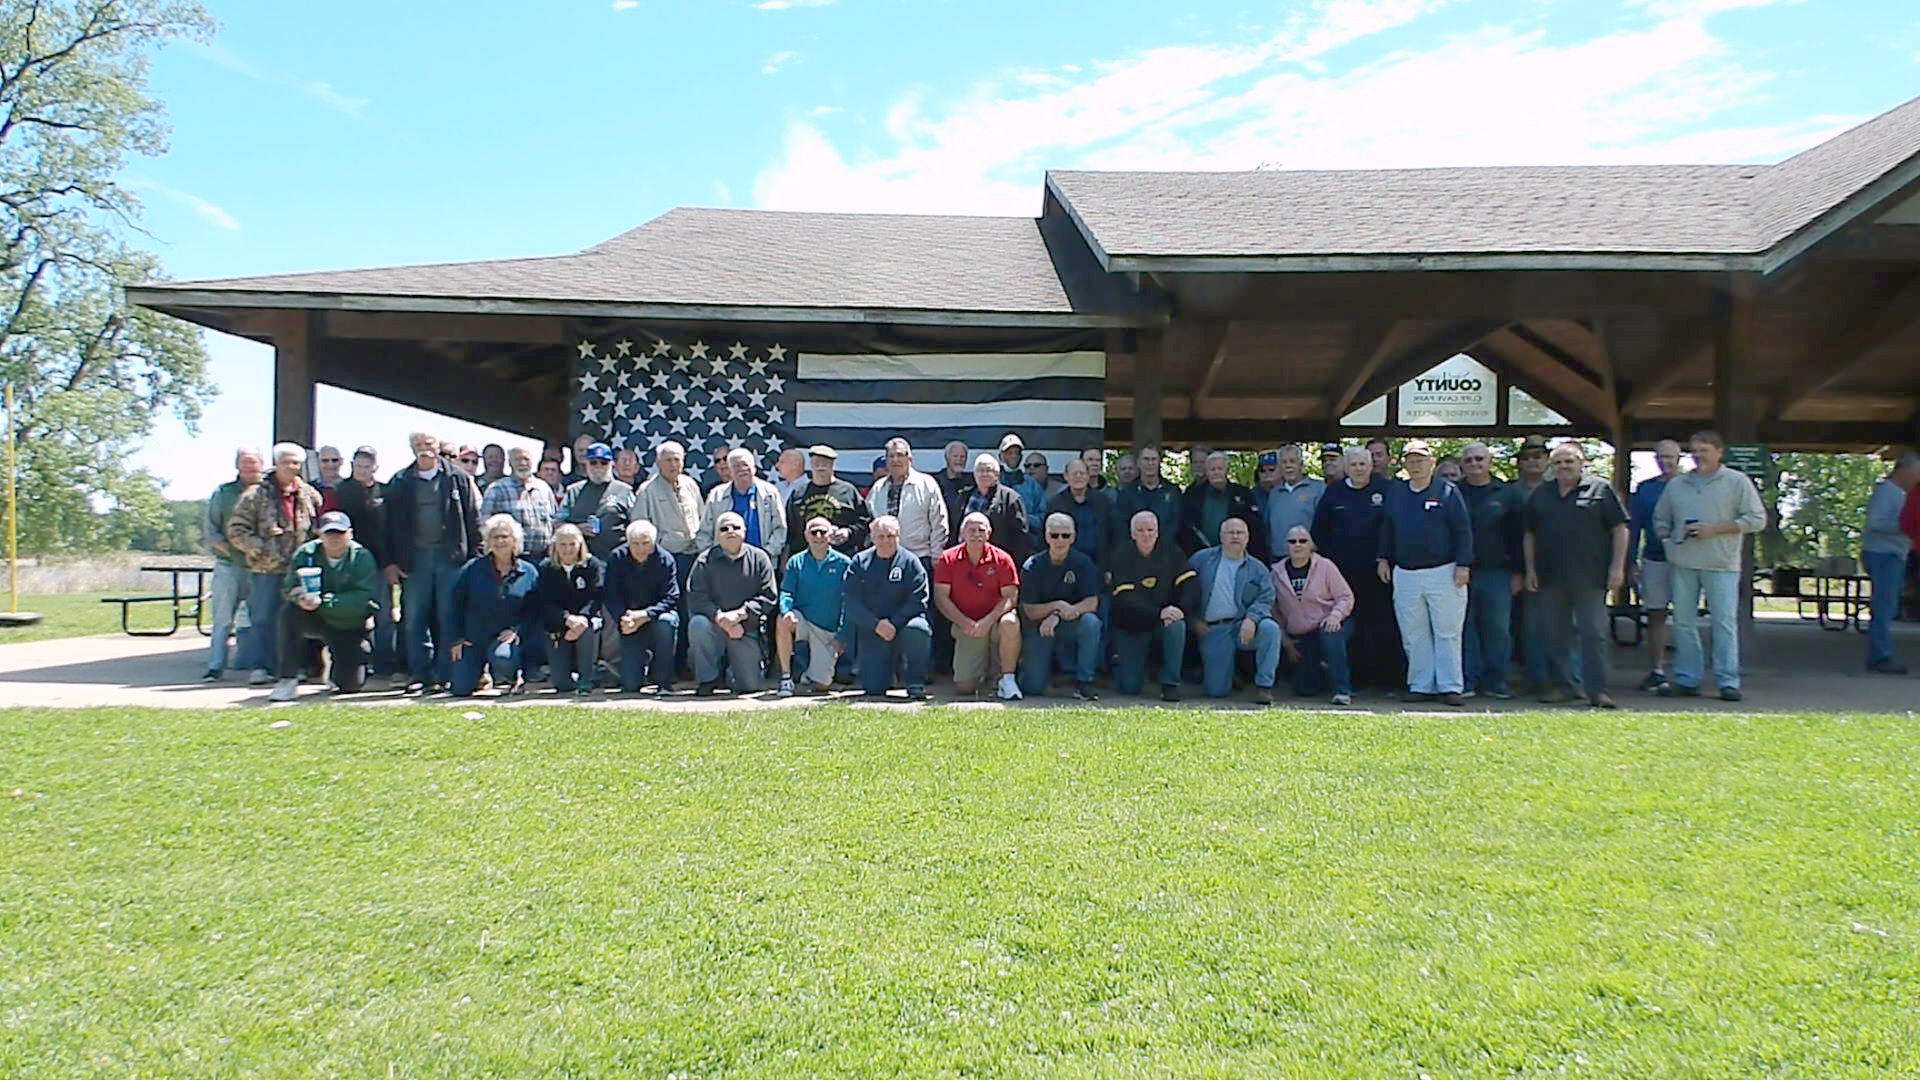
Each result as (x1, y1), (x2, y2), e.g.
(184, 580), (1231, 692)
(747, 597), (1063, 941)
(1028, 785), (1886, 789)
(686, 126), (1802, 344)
(1330, 319), (1506, 420)
(1772, 273), (1920, 418)
(1190, 321), (1239, 418)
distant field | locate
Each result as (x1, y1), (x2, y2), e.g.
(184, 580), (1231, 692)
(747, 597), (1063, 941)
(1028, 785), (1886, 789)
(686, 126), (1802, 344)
(0, 592), (159, 644)
(2, 704), (1915, 1077)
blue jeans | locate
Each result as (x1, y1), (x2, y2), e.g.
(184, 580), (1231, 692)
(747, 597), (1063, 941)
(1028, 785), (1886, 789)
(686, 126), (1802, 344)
(549, 619), (606, 692)
(204, 560), (247, 674)
(451, 635), (523, 695)
(1112, 619), (1185, 694)
(1291, 622), (1354, 696)
(241, 572), (285, 673)
(618, 611), (680, 691)
(1196, 617), (1280, 698)
(1393, 564), (1468, 695)
(1670, 566), (1741, 690)
(1019, 613), (1103, 694)
(1864, 551), (1906, 666)
(368, 584), (397, 677)
(688, 615), (766, 692)
(401, 549), (460, 685)
(1464, 569), (1514, 693)
(855, 616), (932, 694)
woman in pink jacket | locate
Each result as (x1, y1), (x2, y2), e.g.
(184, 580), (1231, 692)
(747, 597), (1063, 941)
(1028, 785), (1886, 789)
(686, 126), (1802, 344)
(1271, 524), (1358, 704)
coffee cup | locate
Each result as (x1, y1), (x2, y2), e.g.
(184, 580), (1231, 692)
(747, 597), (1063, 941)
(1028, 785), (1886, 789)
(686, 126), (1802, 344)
(296, 566), (323, 594)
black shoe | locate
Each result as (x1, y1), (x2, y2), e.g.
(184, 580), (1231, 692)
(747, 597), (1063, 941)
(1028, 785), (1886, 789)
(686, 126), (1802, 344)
(1161, 686), (1180, 703)
(697, 681), (724, 696)
(1406, 691), (1435, 703)
(1073, 682), (1098, 702)
(1637, 671), (1668, 692)
(1442, 692), (1465, 707)
(1719, 686), (1743, 702)
(906, 687), (928, 702)
(201, 670), (221, 682)
(1867, 659), (1910, 675)
(1590, 693), (1620, 710)
(1485, 687), (1515, 700)
(1256, 687), (1275, 706)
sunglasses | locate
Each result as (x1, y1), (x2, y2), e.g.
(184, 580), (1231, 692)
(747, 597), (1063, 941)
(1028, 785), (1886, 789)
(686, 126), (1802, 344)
(1046, 531), (1072, 539)
(718, 524), (743, 533)
(320, 457), (342, 464)
(1286, 538), (1311, 545)
(806, 527), (829, 535)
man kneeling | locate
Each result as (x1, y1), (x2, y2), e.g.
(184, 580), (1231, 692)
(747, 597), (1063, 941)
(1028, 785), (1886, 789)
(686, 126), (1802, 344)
(843, 515), (932, 700)
(1108, 510), (1194, 701)
(1189, 517), (1281, 704)
(1018, 512), (1103, 700)
(270, 511), (378, 701)
(933, 512), (1023, 700)
(778, 515), (851, 696)
(687, 510), (778, 694)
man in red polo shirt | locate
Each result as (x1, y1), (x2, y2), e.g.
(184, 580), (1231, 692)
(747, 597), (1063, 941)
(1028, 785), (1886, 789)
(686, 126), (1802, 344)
(933, 511), (1024, 700)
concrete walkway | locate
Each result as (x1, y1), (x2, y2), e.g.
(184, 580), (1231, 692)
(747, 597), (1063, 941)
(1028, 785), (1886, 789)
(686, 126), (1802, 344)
(1, 614), (1915, 713)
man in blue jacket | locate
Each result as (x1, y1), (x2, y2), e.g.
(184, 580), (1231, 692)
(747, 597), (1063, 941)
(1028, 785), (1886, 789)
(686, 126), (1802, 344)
(777, 515), (852, 696)
(842, 516), (932, 700)
(1627, 439), (1682, 691)
(604, 520), (682, 694)
(1188, 516), (1281, 703)
(1377, 440), (1474, 705)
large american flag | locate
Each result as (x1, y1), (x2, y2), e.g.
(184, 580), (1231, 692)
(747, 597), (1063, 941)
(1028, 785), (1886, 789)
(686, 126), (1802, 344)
(571, 333), (1106, 478)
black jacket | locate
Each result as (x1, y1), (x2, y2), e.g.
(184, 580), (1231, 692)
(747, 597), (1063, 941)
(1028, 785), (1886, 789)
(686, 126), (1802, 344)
(954, 482), (1031, 563)
(537, 555), (606, 634)
(1179, 480), (1268, 560)
(382, 466), (482, 573)
(784, 478), (873, 556)
(334, 479), (388, 567)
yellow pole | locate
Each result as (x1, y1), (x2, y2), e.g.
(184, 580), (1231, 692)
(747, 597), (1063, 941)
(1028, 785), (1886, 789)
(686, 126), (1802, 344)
(6, 382), (15, 614)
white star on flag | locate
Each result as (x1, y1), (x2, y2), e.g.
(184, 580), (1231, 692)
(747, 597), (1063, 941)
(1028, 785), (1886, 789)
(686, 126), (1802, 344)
(766, 435), (784, 453)
(767, 344), (787, 362)
(668, 416), (688, 435)
(615, 339), (633, 357)
(766, 375), (786, 394)
(649, 401), (668, 418)
(580, 373), (601, 394)
(768, 406), (785, 425)
(580, 403), (600, 424)
(577, 340), (596, 359)
(747, 358), (767, 377)
(728, 342), (748, 360)
(726, 374), (747, 394)
(709, 354), (730, 378)
(726, 403), (745, 422)
(670, 385), (690, 403)
(671, 353), (691, 372)
(651, 340), (672, 357)
(690, 341), (709, 359)
(687, 403), (708, 422)
(745, 419), (765, 437)
(598, 354), (618, 373)
(612, 399), (633, 420)
(614, 368), (633, 388)
(746, 389), (767, 408)
(651, 371), (671, 390)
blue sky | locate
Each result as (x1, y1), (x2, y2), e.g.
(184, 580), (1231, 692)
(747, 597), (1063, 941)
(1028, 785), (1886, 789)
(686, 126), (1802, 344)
(134, 0), (1920, 495)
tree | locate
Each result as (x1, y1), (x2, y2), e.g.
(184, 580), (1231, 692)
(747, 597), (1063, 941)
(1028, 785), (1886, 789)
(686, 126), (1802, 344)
(0, 0), (214, 554)
(1772, 452), (1885, 565)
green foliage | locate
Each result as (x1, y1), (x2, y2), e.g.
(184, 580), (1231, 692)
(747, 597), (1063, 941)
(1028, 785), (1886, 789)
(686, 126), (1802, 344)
(1773, 452), (1886, 563)
(3, 704), (1915, 1075)
(0, 0), (216, 554)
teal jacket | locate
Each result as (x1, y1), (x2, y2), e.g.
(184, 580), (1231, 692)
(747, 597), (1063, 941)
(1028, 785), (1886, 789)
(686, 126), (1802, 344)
(280, 540), (380, 632)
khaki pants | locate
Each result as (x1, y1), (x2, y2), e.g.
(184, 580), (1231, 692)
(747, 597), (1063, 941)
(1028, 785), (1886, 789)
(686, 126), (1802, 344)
(952, 616), (1012, 690)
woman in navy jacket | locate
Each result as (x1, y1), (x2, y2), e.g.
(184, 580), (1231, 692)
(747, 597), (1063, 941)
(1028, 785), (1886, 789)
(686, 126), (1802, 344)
(447, 514), (541, 695)
(537, 523), (605, 694)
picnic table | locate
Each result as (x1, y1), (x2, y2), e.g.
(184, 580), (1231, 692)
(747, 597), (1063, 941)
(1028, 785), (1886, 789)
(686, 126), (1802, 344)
(102, 561), (216, 637)
(1757, 567), (1869, 633)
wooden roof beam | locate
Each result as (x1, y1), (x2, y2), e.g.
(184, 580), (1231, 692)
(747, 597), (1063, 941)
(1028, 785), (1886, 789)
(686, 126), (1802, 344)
(1190, 321), (1240, 419)
(1772, 272), (1920, 418)
(1331, 319), (1506, 420)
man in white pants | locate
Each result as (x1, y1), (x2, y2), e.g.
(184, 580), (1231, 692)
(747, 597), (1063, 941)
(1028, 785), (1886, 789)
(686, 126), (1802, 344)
(1376, 439), (1474, 706)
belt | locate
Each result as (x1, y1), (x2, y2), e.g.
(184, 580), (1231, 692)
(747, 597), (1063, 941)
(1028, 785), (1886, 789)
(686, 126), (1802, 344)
(1206, 617), (1237, 626)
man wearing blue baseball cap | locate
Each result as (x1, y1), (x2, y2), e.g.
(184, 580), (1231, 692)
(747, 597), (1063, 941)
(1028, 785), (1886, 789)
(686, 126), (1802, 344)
(1257, 445), (1325, 560)
(559, 441), (637, 675)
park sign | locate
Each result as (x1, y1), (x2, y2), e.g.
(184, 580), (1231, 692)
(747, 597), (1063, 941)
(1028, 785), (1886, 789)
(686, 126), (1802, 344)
(1725, 443), (1769, 481)
(1398, 355), (1498, 427)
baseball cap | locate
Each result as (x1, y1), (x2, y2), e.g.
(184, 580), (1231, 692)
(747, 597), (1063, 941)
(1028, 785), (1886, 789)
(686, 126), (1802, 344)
(352, 445), (377, 459)
(807, 444), (838, 460)
(1519, 435), (1550, 453)
(584, 442), (614, 462)
(998, 433), (1024, 452)
(1258, 450), (1280, 467)
(1319, 441), (1342, 455)
(1403, 439), (1434, 458)
(871, 455), (888, 472)
(317, 511), (353, 534)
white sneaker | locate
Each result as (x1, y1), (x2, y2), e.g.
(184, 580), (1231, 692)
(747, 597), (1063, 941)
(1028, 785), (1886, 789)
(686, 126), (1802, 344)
(997, 673), (1023, 701)
(777, 676), (795, 698)
(249, 668), (272, 686)
(268, 678), (297, 702)
(1331, 692), (1352, 706)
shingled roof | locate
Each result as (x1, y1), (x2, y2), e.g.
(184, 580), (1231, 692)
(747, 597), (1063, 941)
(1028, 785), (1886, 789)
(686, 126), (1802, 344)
(1046, 92), (1920, 272)
(133, 207), (1157, 328)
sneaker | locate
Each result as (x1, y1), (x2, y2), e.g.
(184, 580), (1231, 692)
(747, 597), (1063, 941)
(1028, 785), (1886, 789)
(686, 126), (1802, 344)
(697, 681), (724, 696)
(201, 670), (221, 683)
(1406, 691), (1435, 703)
(1867, 659), (1910, 675)
(1589, 693), (1619, 710)
(573, 686), (594, 697)
(1073, 682), (1099, 702)
(1330, 692), (1352, 706)
(997, 674), (1023, 701)
(1460, 689), (1477, 700)
(248, 668), (272, 687)
(778, 676), (795, 698)
(268, 678), (297, 702)
(1656, 682), (1701, 698)
(1637, 670), (1668, 692)
(1485, 687), (1515, 700)
(1160, 686), (1180, 703)
(1719, 686), (1743, 702)
(655, 682), (675, 695)
(906, 687), (928, 702)
(1256, 687), (1275, 706)
(1443, 692), (1465, 707)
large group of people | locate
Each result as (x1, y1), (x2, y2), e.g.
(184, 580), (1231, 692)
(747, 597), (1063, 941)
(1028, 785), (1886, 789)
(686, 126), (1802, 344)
(199, 428), (1920, 706)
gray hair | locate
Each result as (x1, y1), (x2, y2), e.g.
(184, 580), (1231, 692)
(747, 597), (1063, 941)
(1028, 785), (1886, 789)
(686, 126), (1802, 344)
(1205, 451), (1230, 466)
(1044, 512), (1075, 536)
(625, 519), (658, 544)
(726, 447), (754, 468)
(1343, 447), (1371, 465)
(654, 440), (685, 459)
(871, 515), (901, 535)
(885, 437), (913, 457)
(271, 442), (306, 465)
(483, 513), (524, 554)
(234, 446), (263, 465)
(973, 453), (1001, 474)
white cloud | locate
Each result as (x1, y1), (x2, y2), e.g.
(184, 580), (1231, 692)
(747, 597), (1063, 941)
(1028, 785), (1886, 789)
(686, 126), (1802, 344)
(763, 49), (799, 74)
(752, 0), (1837, 216)
(808, 104), (842, 116)
(186, 42), (369, 115)
(612, 0), (639, 9)
(755, 0), (835, 9)
(124, 178), (241, 232)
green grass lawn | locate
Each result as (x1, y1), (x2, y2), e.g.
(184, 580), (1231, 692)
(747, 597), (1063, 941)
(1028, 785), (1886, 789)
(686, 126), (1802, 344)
(0, 592), (178, 643)
(3, 705), (1915, 1077)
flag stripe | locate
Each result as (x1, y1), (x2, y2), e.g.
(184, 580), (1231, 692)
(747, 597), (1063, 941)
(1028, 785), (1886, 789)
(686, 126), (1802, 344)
(829, 449), (1091, 475)
(793, 376), (1102, 405)
(793, 425), (1104, 452)
(796, 399), (1105, 431)
(797, 351), (1104, 381)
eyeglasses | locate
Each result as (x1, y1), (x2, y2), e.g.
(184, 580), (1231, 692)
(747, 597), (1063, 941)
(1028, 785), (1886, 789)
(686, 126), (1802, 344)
(459, 455), (478, 464)
(1046, 531), (1072, 539)
(806, 527), (829, 535)
(1026, 463), (1047, 470)
(1463, 455), (1490, 463)
(1286, 538), (1311, 545)
(718, 524), (743, 533)
(320, 457), (341, 464)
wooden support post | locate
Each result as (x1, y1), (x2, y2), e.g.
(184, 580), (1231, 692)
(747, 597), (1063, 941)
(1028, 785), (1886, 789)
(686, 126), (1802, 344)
(273, 312), (316, 448)
(1712, 276), (1761, 648)
(1132, 331), (1165, 453)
